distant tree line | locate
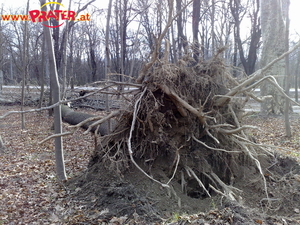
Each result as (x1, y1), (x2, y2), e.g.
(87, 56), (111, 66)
(0, 0), (299, 92)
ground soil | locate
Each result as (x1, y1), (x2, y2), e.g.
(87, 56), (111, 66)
(67, 132), (300, 224)
(1, 101), (300, 224)
(62, 109), (300, 224)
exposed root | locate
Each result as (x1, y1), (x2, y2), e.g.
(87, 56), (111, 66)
(39, 131), (73, 144)
(185, 166), (211, 198)
(88, 43), (300, 210)
(191, 134), (241, 153)
(83, 110), (121, 134)
(127, 87), (170, 188)
(158, 83), (206, 124)
(218, 125), (258, 135)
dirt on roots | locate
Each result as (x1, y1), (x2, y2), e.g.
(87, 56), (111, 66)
(66, 56), (300, 224)
(66, 154), (300, 224)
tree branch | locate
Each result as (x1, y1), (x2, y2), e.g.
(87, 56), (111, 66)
(158, 84), (206, 124)
(215, 40), (300, 106)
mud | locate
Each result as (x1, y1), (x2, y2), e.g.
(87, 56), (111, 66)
(67, 153), (300, 224)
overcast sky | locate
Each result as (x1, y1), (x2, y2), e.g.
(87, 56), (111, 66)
(1, 0), (299, 40)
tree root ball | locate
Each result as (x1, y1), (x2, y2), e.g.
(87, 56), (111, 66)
(67, 54), (300, 224)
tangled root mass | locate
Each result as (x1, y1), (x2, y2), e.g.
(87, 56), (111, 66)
(90, 54), (265, 202)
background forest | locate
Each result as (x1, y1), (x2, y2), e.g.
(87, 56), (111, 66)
(0, 0), (299, 100)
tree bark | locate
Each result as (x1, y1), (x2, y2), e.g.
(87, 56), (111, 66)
(176, 0), (187, 58)
(192, 0), (200, 62)
(39, 34), (45, 108)
(105, 0), (113, 111)
(260, 0), (286, 115)
(104, 0), (113, 132)
(295, 51), (300, 102)
(21, 0), (29, 129)
(0, 70), (3, 95)
(61, 0), (72, 98)
(40, 0), (66, 181)
(284, 0), (291, 137)
(61, 105), (115, 135)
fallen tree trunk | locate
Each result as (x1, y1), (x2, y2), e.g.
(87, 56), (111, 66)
(61, 105), (115, 135)
(0, 98), (16, 105)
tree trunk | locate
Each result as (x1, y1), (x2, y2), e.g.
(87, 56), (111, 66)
(192, 0), (200, 62)
(21, 0), (29, 129)
(105, 0), (113, 112)
(230, 0), (261, 76)
(61, 105), (115, 135)
(295, 51), (300, 102)
(39, 34), (45, 108)
(176, 0), (187, 58)
(120, 0), (128, 88)
(284, 0), (291, 137)
(40, 0), (66, 181)
(260, 0), (286, 115)
(52, 0), (62, 71)
(69, 28), (75, 90)
(211, 0), (215, 55)
(0, 70), (3, 95)
(61, 0), (71, 98)
(104, 0), (113, 132)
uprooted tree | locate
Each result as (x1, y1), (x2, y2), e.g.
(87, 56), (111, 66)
(1, 1), (299, 220)
(64, 39), (300, 209)
(1, 29), (299, 223)
(57, 2), (300, 215)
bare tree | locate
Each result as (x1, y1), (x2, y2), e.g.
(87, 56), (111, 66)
(0, 70), (3, 95)
(176, 0), (187, 58)
(192, 0), (200, 62)
(68, 27), (75, 89)
(40, 0), (66, 181)
(230, 0), (261, 75)
(260, 0), (286, 115)
(61, 0), (72, 97)
(295, 50), (300, 102)
(20, 0), (29, 129)
(105, 0), (113, 112)
(84, 20), (99, 83)
(284, 0), (291, 137)
(39, 34), (46, 108)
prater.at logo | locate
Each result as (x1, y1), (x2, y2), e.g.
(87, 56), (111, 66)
(1, 1), (90, 27)
(30, 2), (76, 28)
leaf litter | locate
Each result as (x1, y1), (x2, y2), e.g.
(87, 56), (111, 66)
(0, 106), (300, 224)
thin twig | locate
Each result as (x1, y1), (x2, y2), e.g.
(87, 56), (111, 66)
(84, 110), (121, 134)
(69, 115), (104, 129)
(39, 132), (73, 144)
(91, 80), (142, 88)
